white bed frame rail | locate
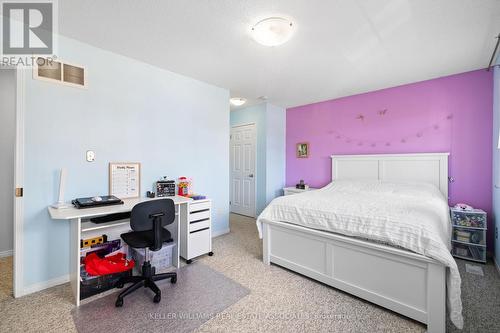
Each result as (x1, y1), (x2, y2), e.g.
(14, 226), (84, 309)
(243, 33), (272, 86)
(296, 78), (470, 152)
(261, 153), (450, 333)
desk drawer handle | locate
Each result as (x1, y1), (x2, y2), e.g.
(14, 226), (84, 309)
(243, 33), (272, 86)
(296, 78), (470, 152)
(190, 218), (210, 224)
(190, 208), (210, 214)
(190, 227), (209, 234)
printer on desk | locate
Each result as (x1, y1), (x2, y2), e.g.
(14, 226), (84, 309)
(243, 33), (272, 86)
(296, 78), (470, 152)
(72, 195), (123, 209)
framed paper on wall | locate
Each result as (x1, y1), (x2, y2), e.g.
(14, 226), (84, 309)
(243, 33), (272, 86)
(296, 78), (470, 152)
(296, 142), (309, 158)
(109, 162), (141, 198)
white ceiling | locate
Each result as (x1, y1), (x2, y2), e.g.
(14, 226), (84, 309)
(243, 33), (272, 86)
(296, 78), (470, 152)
(59, 0), (500, 109)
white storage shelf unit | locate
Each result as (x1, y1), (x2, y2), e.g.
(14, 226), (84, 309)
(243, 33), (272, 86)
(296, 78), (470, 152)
(180, 199), (213, 263)
(450, 208), (487, 263)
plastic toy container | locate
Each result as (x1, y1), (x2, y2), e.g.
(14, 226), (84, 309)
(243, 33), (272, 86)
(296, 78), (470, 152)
(450, 207), (487, 263)
(452, 243), (486, 263)
(80, 269), (131, 300)
(452, 227), (486, 246)
(450, 208), (487, 229)
(130, 243), (175, 273)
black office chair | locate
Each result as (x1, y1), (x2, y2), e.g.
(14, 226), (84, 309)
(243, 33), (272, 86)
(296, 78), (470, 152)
(115, 199), (177, 307)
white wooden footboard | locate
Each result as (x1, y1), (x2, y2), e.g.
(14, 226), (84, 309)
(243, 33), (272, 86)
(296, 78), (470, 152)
(261, 220), (446, 333)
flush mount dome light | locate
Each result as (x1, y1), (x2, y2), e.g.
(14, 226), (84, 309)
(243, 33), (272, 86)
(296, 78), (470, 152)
(230, 97), (247, 106)
(251, 17), (294, 46)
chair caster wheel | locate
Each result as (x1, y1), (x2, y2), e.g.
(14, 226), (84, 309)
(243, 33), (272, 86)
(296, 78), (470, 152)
(171, 276), (177, 284)
(116, 282), (124, 288)
(208, 252), (214, 256)
(186, 259), (192, 264)
(115, 298), (123, 307)
(153, 294), (161, 303)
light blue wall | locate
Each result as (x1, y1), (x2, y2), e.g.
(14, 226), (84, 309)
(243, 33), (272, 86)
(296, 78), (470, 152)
(230, 104), (267, 214)
(493, 55), (500, 265)
(230, 103), (285, 215)
(0, 69), (15, 254)
(265, 103), (286, 204)
(23, 36), (230, 288)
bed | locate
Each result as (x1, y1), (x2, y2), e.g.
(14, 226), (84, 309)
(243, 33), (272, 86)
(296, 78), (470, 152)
(256, 153), (463, 333)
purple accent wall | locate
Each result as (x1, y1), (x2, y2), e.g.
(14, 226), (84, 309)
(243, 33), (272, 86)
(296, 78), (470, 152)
(286, 70), (493, 247)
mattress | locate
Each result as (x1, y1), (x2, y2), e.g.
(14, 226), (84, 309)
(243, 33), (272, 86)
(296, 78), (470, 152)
(256, 180), (463, 329)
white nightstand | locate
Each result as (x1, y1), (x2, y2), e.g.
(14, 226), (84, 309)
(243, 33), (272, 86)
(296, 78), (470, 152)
(283, 187), (318, 196)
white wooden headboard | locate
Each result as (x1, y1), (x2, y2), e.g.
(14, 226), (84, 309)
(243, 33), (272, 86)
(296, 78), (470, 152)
(331, 153), (450, 198)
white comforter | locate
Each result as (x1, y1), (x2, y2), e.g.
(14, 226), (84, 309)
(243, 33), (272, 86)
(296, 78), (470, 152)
(256, 180), (463, 329)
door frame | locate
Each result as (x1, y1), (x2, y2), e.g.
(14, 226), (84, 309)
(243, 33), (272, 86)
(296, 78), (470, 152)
(230, 122), (257, 218)
(13, 66), (25, 297)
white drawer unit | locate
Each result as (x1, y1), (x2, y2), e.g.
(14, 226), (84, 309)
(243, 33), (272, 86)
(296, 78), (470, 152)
(180, 199), (213, 263)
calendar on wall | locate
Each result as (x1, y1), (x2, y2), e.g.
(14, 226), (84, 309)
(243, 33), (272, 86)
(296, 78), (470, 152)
(109, 162), (141, 199)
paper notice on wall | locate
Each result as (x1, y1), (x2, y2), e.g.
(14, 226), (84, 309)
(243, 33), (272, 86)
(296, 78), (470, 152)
(109, 163), (141, 198)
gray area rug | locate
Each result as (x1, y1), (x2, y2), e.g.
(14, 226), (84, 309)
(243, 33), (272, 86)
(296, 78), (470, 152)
(72, 263), (250, 333)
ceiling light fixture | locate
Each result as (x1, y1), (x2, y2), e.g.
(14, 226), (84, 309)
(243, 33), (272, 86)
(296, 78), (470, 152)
(251, 17), (294, 47)
(230, 97), (247, 106)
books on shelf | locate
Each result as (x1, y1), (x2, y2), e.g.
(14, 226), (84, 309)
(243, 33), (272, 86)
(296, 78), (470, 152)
(454, 247), (469, 257)
(456, 236), (470, 243)
(469, 246), (482, 260)
(454, 230), (471, 243)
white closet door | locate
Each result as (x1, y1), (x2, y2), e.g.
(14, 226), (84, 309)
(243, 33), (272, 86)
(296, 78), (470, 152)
(230, 124), (256, 217)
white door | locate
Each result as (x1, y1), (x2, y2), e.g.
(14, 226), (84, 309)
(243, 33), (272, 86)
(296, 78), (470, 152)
(230, 124), (256, 217)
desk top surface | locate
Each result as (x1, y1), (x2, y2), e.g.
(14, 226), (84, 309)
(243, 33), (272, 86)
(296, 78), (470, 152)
(48, 196), (193, 220)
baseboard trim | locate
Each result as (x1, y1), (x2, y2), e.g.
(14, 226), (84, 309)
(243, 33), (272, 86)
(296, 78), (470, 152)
(494, 256), (500, 277)
(212, 228), (230, 238)
(22, 274), (70, 297)
(0, 250), (13, 258)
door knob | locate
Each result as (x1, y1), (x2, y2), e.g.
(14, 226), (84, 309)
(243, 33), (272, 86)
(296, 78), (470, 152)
(248, 174), (254, 178)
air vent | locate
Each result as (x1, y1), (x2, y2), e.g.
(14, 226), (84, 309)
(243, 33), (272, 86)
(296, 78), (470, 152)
(34, 58), (87, 88)
(63, 63), (85, 85)
(37, 60), (62, 80)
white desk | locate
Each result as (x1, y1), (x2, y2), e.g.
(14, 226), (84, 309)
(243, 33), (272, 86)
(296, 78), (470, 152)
(48, 195), (192, 306)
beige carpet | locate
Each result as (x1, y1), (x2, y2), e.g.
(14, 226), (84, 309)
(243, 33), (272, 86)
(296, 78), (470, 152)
(1, 214), (499, 332)
(0, 256), (13, 302)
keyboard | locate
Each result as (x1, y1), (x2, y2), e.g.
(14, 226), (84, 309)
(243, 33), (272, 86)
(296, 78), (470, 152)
(72, 195), (123, 209)
(90, 212), (131, 224)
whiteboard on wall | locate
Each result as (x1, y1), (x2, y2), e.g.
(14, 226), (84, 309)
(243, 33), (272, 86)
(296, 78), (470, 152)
(109, 162), (141, 199)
